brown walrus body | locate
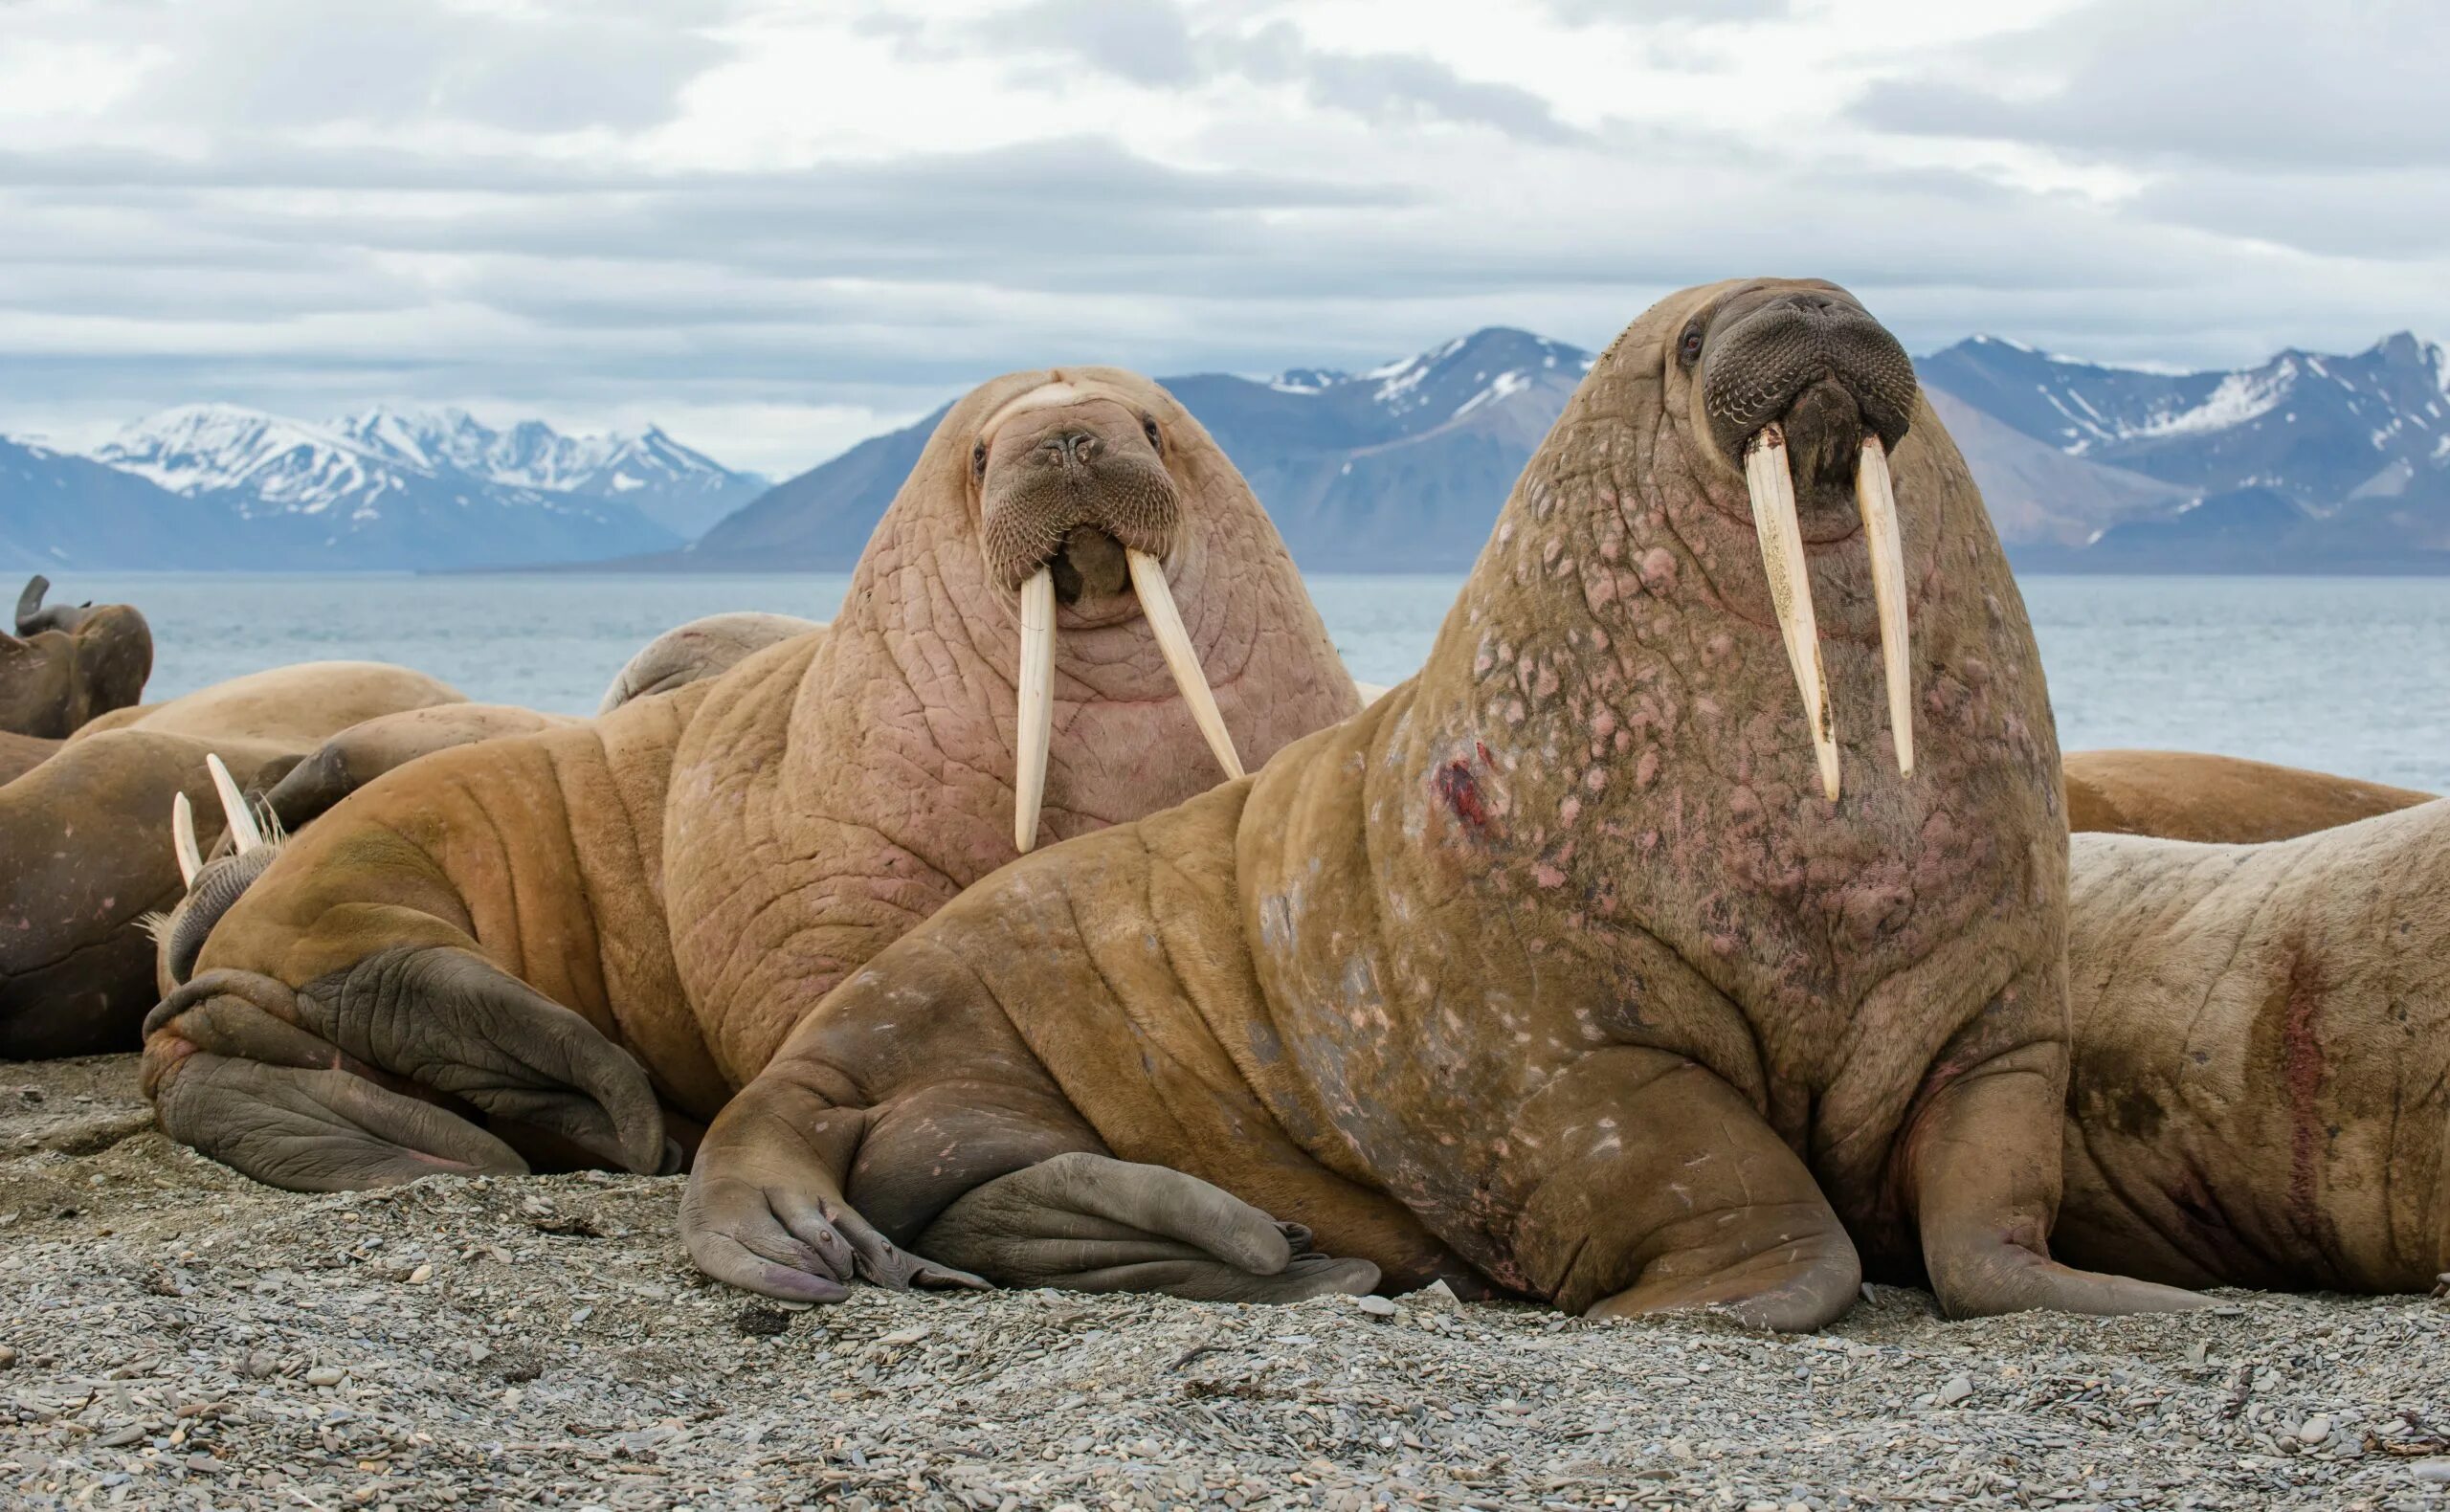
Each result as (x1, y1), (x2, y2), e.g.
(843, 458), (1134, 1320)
(0, 661), (466, 1058)
(141, 369), (1363, 1203)
(682, 281), (2197, 1322)
(2064, 749), (2431, 844)
(2, 576), (152, 739)
(2057, 801), (2450, 1292)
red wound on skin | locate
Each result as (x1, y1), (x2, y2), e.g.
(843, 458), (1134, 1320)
(1435, 760), (1489, 830)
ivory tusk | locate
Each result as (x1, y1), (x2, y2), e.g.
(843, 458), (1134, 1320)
(1741, 426), (1840, 802)
(171, 791), (203, 887)
(1856, 435), (1914, 777)
(1013, 567), (1056, 854)
(205, 752), (266, 855)
(1126, 548), (1243, 782)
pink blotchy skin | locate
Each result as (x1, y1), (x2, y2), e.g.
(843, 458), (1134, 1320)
(144, 368), (1360, 1190)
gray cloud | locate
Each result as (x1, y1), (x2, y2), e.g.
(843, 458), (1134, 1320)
(1857, 0), (2450, 171)
(5, 1), (2448, 478)
(113, 0), (730, 134)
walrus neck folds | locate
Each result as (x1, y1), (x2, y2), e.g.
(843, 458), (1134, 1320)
(1238, 300), (2060, 1242)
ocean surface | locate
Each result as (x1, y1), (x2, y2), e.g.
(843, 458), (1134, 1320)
(42, 571), (2450, 793)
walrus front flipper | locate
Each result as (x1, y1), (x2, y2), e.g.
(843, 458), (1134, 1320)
(1523, 1051), (1862, 1333)
(918, 1152), (1382, 1303)
(1906, 1032), (2206, 1319)
(681, 1073), (989, 1304)
(154, 1052), (531, 1190)
(144, 948), (666, 1187)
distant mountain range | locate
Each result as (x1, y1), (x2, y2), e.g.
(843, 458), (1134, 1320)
(11, 327), (2450, 573)
(680, 328), (1591, 571)
(0, 405), (763, 572)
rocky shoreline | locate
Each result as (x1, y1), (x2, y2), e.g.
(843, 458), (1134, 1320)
(6, 1055), (2449, 1511)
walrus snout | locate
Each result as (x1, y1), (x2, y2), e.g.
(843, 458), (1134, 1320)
(1700, 290), (1917, 471)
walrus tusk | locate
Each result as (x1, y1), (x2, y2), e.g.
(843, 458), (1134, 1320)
(1741, 426), (1840, 803)
(205, 752), (267, 855)
(1856, 434), (1914, 778)
(1013, 567), (1057, 853)
(170, 791), (203, 887)
(1126, 548), (1243, 783)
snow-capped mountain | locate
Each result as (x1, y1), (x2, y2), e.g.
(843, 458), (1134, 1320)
(332, 406), (767, 540)
(83, 404), (682, 570)
(1921, 332), (2450, 567)
(693, 328), (1597, 572)
(0, 432), (257, 572)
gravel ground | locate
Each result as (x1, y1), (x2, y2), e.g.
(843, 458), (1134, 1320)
(6, 1056), (2450, 1510)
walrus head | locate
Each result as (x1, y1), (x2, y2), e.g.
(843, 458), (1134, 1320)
(1, 576), (153, 738)
(147, 753), (285, 992)
(1675, 280), (1920, 800)
(944, 373), (1280, 851)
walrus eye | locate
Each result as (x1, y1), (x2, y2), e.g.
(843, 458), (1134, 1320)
(1678, 321), (1705, 368)
(971, 440), (988, 478)
(1141, 415), (1162, 452)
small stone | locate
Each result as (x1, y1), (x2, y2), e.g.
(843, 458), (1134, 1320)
(97, 1423), (145, 1448)
(2415, 1460), (2450, 1483)
(304, 1367), (344, 1387)
(243, 1351), (279, 1379)
(1936, 1374), (1973, 1406)
(1351, 1295), (1398, 1319)
(0, 1345), (17, 1369)
(407, 1263), (434, 1285)
(2297, 1415), (2332, 1445)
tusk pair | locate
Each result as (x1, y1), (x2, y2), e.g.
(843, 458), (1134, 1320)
(1739, 426), (1915, 803)
(1011, 549), (1245, 853)
(170, 753), (268, 887)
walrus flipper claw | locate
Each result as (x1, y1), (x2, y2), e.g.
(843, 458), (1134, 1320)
(681, 1075), (986, 1304)
(917, 1152), (1384, 1303)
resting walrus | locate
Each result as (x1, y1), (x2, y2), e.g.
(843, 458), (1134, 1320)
(0, 661), (466, 1058)
(2055, 801), (2450, 1292)
(2064, 749), (2431, 844)
(681, 280), (2200, 1322)
(140, 369), (1362, 1204)
(2, 575), (152, 740)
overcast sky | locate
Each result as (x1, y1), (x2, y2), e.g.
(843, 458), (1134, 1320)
(4, 0), (2445, 477)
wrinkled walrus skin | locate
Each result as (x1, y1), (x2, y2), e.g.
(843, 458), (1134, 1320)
(1, 575), (152, 739)
(684, 280), (2202, 1323)
(2056, 801), (2450, 1292)
(2063, 749), (2432, 844)
(0, 662), (466, 1058)
(141, 368), (1362, 1209)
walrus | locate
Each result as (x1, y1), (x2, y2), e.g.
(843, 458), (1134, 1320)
(2054, 800), (2450, 1291)
(2063, 748), (2431, 844)
(679, 280), (2205, 1323)
(139, 368), (1363, 1203)
(2, 575), (152, 739)
(0, 661), (466, 1058)
(597, 611), (825, 714)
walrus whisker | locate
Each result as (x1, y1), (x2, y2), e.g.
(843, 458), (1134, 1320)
(205, 752), (267, 855)
(1014, 567), (1057, 853)
(1126, 548), (1243, 783)
(1856, 434), (1914, 778)
(171, 790), (203, 888)
(1741, 425), (1839, 802)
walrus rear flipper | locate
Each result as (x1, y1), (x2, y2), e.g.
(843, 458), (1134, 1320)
(143, 949), (668, 1191)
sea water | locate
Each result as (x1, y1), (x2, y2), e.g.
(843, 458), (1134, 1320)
(41, 571), (2450, 793)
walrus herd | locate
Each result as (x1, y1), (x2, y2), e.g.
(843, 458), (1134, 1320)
(4, 283), (2444, 1329)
